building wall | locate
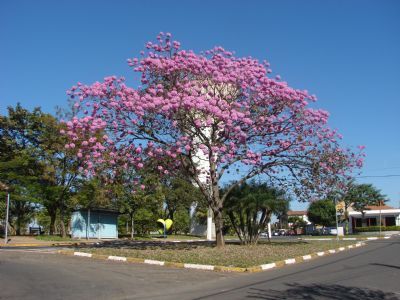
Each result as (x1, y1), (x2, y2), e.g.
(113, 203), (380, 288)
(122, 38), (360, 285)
(71, 211), (118, 239)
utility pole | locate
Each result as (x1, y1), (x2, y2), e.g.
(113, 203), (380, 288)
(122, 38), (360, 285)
(4, 193), (10, 244)
(334, 197), (339, 241)
(379, 200), (382, 237)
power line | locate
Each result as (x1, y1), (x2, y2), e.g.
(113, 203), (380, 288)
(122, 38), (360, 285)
(364, 166), (400, 171)
(356, 174), (400, 178)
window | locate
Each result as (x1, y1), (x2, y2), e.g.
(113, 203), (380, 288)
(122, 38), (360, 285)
(385, 216), (396, 227)
(355, 218), (362, 227)
(367, 218), (377, 226)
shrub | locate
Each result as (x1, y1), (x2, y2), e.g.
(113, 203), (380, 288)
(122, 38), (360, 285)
(354, 226), (400, 232)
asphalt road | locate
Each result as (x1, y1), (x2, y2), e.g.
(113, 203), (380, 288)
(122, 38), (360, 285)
(0, 237), (399, 300)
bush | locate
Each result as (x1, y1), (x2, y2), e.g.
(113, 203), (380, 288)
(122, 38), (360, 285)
(354, 226), (400, 232)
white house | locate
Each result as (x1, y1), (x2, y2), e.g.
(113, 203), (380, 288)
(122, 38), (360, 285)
(348, 205), (400, 233)
(287, 210), (312, 225)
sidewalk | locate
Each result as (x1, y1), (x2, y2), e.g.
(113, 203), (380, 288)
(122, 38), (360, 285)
(0, 236), (103, 247)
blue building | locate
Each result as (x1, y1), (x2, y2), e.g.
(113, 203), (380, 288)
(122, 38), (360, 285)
(71, 209), (119, 239)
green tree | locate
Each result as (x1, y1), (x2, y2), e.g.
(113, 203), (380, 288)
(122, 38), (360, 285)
(288, 216), (307, 230)
(223, 181), (290, 245)
(171, 208), (191, 235)
(344, 183), (386, 227)
(113, 168), (164, 238)
(0, 104), (84, 236)
(307, 199), (336, 228)
(345, 183), (386, 213)
(162, 177), (203, 221)
(0, 104), (48, 235)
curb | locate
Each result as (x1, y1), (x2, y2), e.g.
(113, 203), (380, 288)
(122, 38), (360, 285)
(300, 235), (392, 241)
(1, 242), (98, 248)
(58, 240), (370, 273)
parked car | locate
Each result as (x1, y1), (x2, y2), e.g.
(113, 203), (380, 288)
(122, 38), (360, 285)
(328, 227), (337, 235)
(311, 227), (338, 236)
(273, 229), (288, 236)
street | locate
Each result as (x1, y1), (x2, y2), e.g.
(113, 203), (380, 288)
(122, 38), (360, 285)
(0, 237), (399, 300)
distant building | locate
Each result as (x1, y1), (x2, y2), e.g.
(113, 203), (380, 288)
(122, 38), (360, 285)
(348, 205), (400, 233)
(287, 210), (311, 225)
(71, 208), (119, 239)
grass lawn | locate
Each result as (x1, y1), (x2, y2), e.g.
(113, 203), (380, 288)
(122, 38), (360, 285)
(119, 234), (206, 241)
(153, 234), (205, 241)
(35, 235), (73, 241)
(83, 240), (357, 268)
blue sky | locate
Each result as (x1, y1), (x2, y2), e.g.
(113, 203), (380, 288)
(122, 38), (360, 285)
(1, 0), (399, 209)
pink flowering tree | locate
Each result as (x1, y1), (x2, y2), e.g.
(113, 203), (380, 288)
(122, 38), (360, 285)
(64, 33), (364, 247)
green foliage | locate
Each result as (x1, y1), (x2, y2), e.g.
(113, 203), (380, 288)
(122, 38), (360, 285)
(223, 181), (290, 244)
(354, 226), (400, 232)
(0, 104), (82, 236)
(162, 177), (204, 220)
(307, 199), (336, 227)
(345, 183), (386, 213)
(134, 207), (158, 235)
(288, 216), (307, 229)
(172, 208), (190, 234)
(71, 178), (115, 209)
(35, 235), (72, 241)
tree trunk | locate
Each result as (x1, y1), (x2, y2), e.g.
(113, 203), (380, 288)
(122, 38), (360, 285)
(16, 217), (21, 236)
(213, 208), (225, 247)
(49, 212), (56, 235)
(209, 159), (225, 247)
(130, 214), (134, 239)
(60, 207), (66, 238)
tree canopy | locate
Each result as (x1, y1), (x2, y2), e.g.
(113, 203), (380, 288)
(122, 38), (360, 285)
(307, 199), (336, 227)
(224, 181), (289, 244)
(64, 33), (364, 246)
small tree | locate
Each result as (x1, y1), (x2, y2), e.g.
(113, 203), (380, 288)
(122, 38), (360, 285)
(224, 181), (289, 244)
(307, 199), (336, 228)
(288, 216), (307, 230)
(172, 208), (191, 235)
(162, 177), (204, 221)
(345, 183), (386, 226)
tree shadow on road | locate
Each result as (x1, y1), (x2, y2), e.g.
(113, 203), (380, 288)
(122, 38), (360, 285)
(246, 283), (399, 300)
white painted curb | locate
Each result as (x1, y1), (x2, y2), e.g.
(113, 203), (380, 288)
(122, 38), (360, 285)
(384, 236), (390, 239)
(184, 263), (214, 270)
(260, 263), (276, 270)
(367, 237), (378, 240)
(285, 258), (296, 264)
(144, 259), (165, 266)
(74, 252), (92, 257)
(343, 238), (357, 240)
(108, 256), (127, 262)
(67, 241), (369, 273)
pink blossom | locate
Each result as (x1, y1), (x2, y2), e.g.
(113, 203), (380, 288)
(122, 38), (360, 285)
(64, 33), (363, 226)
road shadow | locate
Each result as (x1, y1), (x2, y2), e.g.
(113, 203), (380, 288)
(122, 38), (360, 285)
(246, 283), (399, 299)
(371, 263), (400, 270)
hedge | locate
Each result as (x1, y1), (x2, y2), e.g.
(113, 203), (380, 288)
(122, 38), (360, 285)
(354, 226), (400, 232)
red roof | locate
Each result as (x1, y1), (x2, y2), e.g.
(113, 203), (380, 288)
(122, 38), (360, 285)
(365, 205), (394, 210)
(287, 210), (307, 216)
